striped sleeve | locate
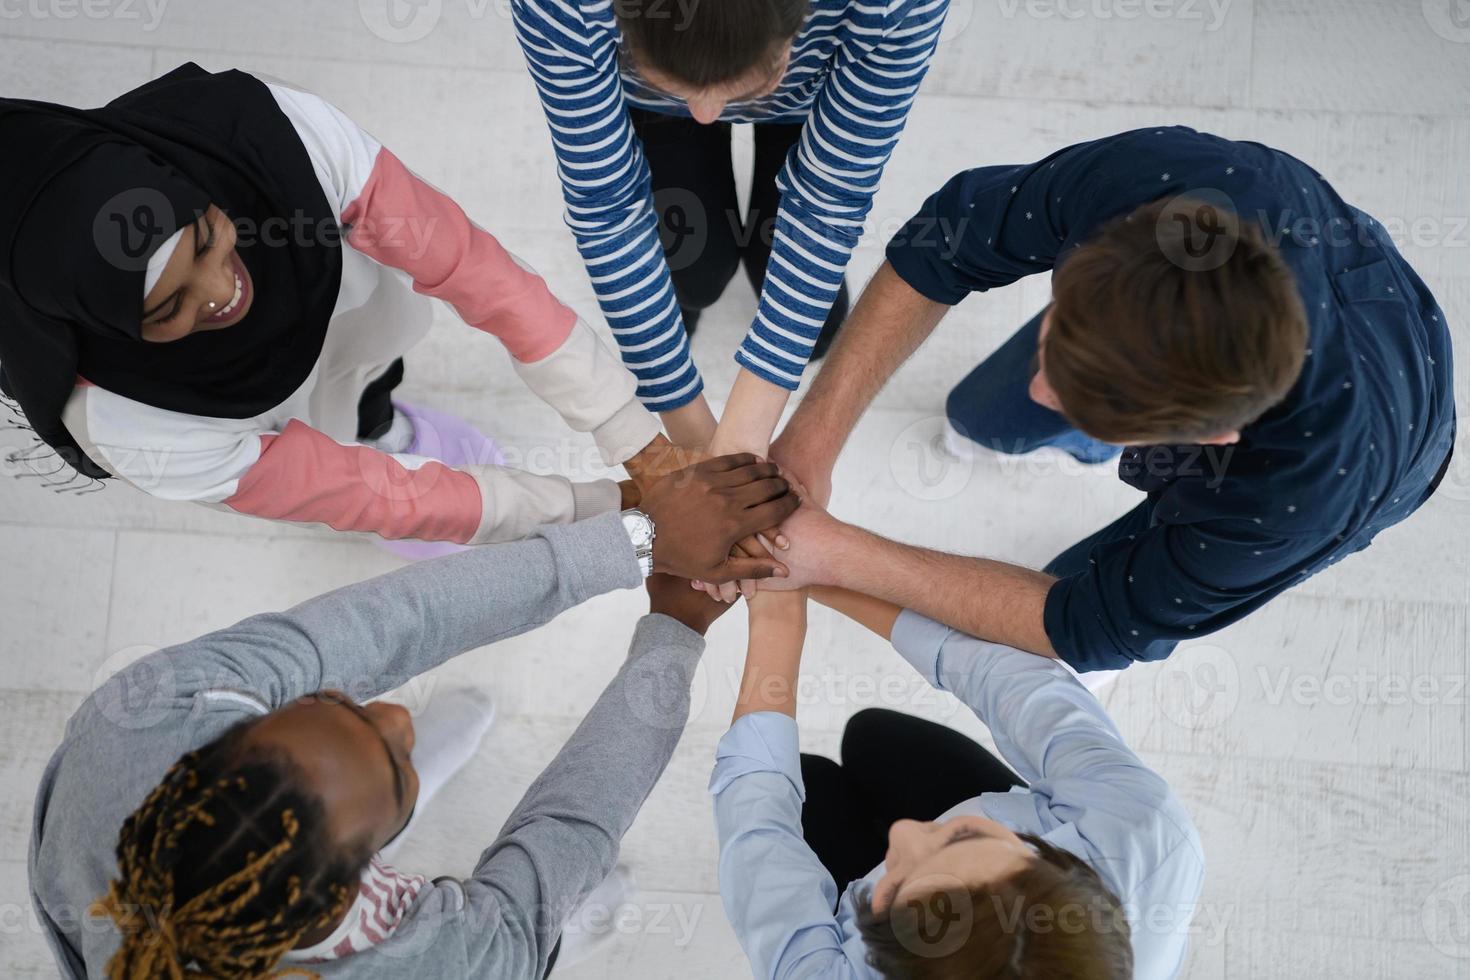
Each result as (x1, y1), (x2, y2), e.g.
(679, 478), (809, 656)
(738, 0), (946, 387)
(511, 0), (703, 410)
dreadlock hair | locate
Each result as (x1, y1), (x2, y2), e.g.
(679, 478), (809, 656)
(92, 720), (370, 980)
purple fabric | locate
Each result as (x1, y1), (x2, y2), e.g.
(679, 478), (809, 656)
(376, 401), (505, 561)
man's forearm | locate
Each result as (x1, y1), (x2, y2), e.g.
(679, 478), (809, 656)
(774, 262), (951, 476)
(822, 524), (1058, 658)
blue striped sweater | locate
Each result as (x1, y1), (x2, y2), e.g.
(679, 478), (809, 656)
(512, 0), (948, 409)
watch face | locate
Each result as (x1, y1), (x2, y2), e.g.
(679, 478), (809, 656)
(625, 514), (653, 548)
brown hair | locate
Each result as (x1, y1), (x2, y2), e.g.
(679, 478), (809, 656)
(856, 834), (1133, 980)
(616, 0), (808, 88)
(92, 722), (368, 979)
(1044, 196), (1308, 445)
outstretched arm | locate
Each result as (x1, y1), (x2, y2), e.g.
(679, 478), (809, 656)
(765, 506), (1059, 659)
(714, 591), (869, 977)
(768, 263), (951, 504)
(89, 513), (646, 726)
(439, 574), (731, 980)
(731, 591), (810, 723)
(716, 0), (947, 464)
(267, 81), (667, 471)
(809, 586), (903, 641)
(93, 456), (799, 733)
(509, 0), (713, 431)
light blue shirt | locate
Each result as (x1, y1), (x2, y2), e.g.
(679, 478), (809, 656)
(710, 610), (1206, 979)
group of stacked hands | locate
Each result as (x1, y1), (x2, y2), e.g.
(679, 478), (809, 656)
(11, 0), (1455, 976)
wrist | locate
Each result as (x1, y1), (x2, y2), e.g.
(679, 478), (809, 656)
(661, 398), (717, 450)
(649, 607), (708, 636)
(709, 425), (770, 459)
(748, 590), (808, 624)
(714, 370), (789, 456)
(772, 431), (835, 481)
(621, 509), (656, 578)
(624, 434), (671, 482)
(809, 514), (858, 588)
(618, 479), (641, 510)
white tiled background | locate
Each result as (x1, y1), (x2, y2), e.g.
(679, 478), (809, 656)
(2, 2), (1469, 977)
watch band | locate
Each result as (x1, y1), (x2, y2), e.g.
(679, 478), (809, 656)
(620, 509), (656, 579)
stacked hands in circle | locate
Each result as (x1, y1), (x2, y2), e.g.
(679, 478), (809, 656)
(9, 4), (1454, 977)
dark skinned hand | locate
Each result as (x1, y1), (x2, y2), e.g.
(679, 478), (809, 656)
(639, 453), (800, 583)
(646, 573), (734, 635)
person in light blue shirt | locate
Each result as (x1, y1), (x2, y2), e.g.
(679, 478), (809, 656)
(712, 586), (1205, 979)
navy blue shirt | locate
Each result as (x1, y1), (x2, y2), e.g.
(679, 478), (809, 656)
(887, 127), (1455, 671)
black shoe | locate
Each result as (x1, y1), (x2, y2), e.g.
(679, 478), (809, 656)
(810, 280), (850, 362)
(681, 307), (702, 338)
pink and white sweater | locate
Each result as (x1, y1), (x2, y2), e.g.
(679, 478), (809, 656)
(60, 83), (662, 545)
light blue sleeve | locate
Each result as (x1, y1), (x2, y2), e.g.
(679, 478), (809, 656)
(889, 610), (1206, 964)
(710, 712), (865, 980)
(891, 609), (1169, 789)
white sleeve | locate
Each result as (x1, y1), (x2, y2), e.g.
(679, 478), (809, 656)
(64, 385), (262, 502)
(264, 80), (383, 218)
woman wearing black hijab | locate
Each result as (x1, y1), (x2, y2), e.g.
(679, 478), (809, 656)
(0, 63), (681, 554)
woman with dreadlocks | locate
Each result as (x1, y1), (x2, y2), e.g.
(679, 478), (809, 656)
(29, 455), (796, 978)
(0, 63), (688, 560)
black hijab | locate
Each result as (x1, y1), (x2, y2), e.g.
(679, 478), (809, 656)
(0, 63), (343, 478)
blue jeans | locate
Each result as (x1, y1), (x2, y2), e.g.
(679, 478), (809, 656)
(945, 309), (1136, 579)
(945, 309), (1121, 465)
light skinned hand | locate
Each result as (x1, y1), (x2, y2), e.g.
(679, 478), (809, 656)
(749, 500), (838, 592)
(769, 435), (833, 511)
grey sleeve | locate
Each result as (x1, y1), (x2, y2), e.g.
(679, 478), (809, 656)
(90, 512), (642, 722)
(342, 613), (704, 979)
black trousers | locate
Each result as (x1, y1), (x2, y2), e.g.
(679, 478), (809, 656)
(355, 358), (405, 441)
(800, 709), (1025, 897)
(629, 107), (848, 341)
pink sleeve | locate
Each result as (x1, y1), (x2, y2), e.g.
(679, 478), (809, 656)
(342, 148), (576, 363)
(222, 420), (483, 544)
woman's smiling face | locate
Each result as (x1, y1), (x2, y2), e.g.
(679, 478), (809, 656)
(139, 204), (256, 342)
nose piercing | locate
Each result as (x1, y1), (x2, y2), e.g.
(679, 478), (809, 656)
(208, 302), (218, 310)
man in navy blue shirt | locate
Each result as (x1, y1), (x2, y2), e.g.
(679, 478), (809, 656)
(765, 127), (1455, 672)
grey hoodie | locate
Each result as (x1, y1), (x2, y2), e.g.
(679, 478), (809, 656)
(28, 512), (703, 978)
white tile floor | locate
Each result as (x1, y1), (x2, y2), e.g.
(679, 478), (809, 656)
(2, 3), (1468, 977)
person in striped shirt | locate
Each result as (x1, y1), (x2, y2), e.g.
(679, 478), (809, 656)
(512, 0), (949, 461)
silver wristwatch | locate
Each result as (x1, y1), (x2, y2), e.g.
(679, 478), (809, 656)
(621, 509), (656, 578)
